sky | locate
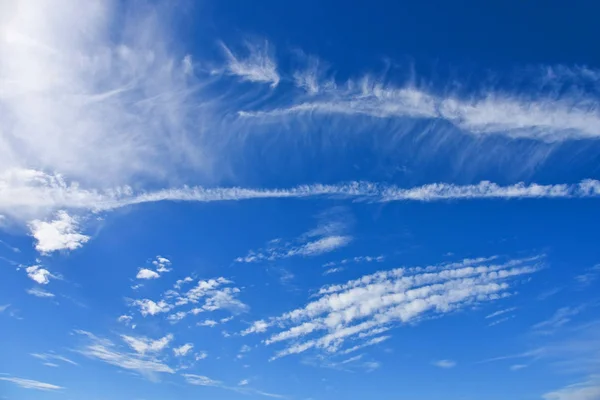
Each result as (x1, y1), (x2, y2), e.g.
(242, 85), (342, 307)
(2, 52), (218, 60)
(1, 1), (600, 399)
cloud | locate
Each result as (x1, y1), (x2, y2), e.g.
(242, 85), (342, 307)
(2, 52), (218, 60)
(136, 268), (160, 279)
(0, 0), (211, 191)
(220, 41), (280, 87)
(0, 376), (63, 391)
(173, 343), (193, 357)
(533, 307), (584, 334)
(198, 319), (218, 327)
(543, 377), (600, 400)
(136, 256), (172, 280)
(510, 364), (527, 371)
(175, 276), (193, 289)
(121, 334), (173, 355)
(153, 256), (172, 273)
(31, 352), (78, 366)
(26, 287), (55, 298)
(288, 236), (352, 257)
(486, 307), (518, 319)
(242, 256), (540, 360)
(183, 374), (221, 387)
(236, 216), (352, 263)
(323, 255), (385, 268)
(75, 330), (174, 378)
(239, 71), (600, 142)
(241, 320), (270, 336)
(28, 210), (89, 254)
(432, 359), (457, 368)
(3, 169), (600, 224)
(25, 265), (53, 284)
(0, 304), (9, 313)
(239, 379), (250, 386)
(117, 315), (133, 325)
(132, 299), (173, 316)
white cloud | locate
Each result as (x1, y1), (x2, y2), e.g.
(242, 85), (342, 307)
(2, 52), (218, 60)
(175, 276), (193, 289)
(121, 334), (173, 355)
(533, 307), (583, 333)
(117, 315), (133, 325)
(136, 268), (160, 280)
(323, 255), (384, 268)
(240, 345), (252, 353)
(288, 236), (352, 257)
(31, 353), (78, 366)
(220, 41), (280, 87)
(0, 376), (63, 391)
(2, 169), (600, 224)
(0, 304), (9, 313)
(198, 319), (218, 327)
(432, 359), (456, 369)
(241, 320), (270, 336)
(26, 287), (55, 297)
(544, 378), (600, 400)
(0, 0), (209, 193)
(75, 330), (174, 378)
(241, 256), (540, 360)
(132, 299), (173, 316)
(486, 307), (518, 319)
(25, 265), (53, 284)
(195, 351), (208, 360)
(28, 211), (89, 254)
(238, 379), (250, 386)
(510, 364), (527, 371)
(183, 374), (222, 387)
(239, 71), (600, 142)
(173, 343), (193, 357)
(153, 256), (172, 273)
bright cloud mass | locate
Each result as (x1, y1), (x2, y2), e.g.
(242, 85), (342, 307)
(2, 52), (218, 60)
(1, 1), (599, 400)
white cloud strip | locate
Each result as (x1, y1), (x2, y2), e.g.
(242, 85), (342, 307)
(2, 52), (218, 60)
(238, 75), (600, 142)
(74, 330), (174, 378)
(0, 376), (63, 391)
(3, 169), (600, 222)
(241, 256), (541, 360)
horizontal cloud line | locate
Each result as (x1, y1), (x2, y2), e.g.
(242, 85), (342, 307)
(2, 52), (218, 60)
(3, 169), (600, 221)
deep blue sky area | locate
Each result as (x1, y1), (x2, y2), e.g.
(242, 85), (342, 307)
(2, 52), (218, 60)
(1, 1), (600, 400)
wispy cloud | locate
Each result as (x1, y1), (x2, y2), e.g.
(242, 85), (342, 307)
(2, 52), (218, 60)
(242, 256), (540, 360)
(432, 359), (456, 369)
(220, 41), (280, 87)
(26, 287), (55, 298)
(74, 330), (174, 379)
(486, 307), (518, 319)
(134, 277), (247, 322)
(183, 373), (287, 399)
(532, 306), (584, 334)
(236, 216), (352, 263)
(543, 376), (600, 400)
(239, 71), (600, 142)
(173, 343), (194, 357)
(31, 352), (78, 366)
(0, 376), (63, 391)
(121, 333), (173, 355)
(3, 169), (600, 223)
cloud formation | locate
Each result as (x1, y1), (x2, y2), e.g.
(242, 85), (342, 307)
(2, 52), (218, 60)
(0, 376), (63, 391)
(28, 210), (89, 254)
(242, 256), (541, 360)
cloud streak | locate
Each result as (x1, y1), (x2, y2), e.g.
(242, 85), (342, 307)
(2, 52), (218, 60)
(3, 169), (600, 222)
(241, 255), (541, 360)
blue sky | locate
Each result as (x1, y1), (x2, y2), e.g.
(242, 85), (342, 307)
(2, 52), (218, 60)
(1, 1), (600, 399)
